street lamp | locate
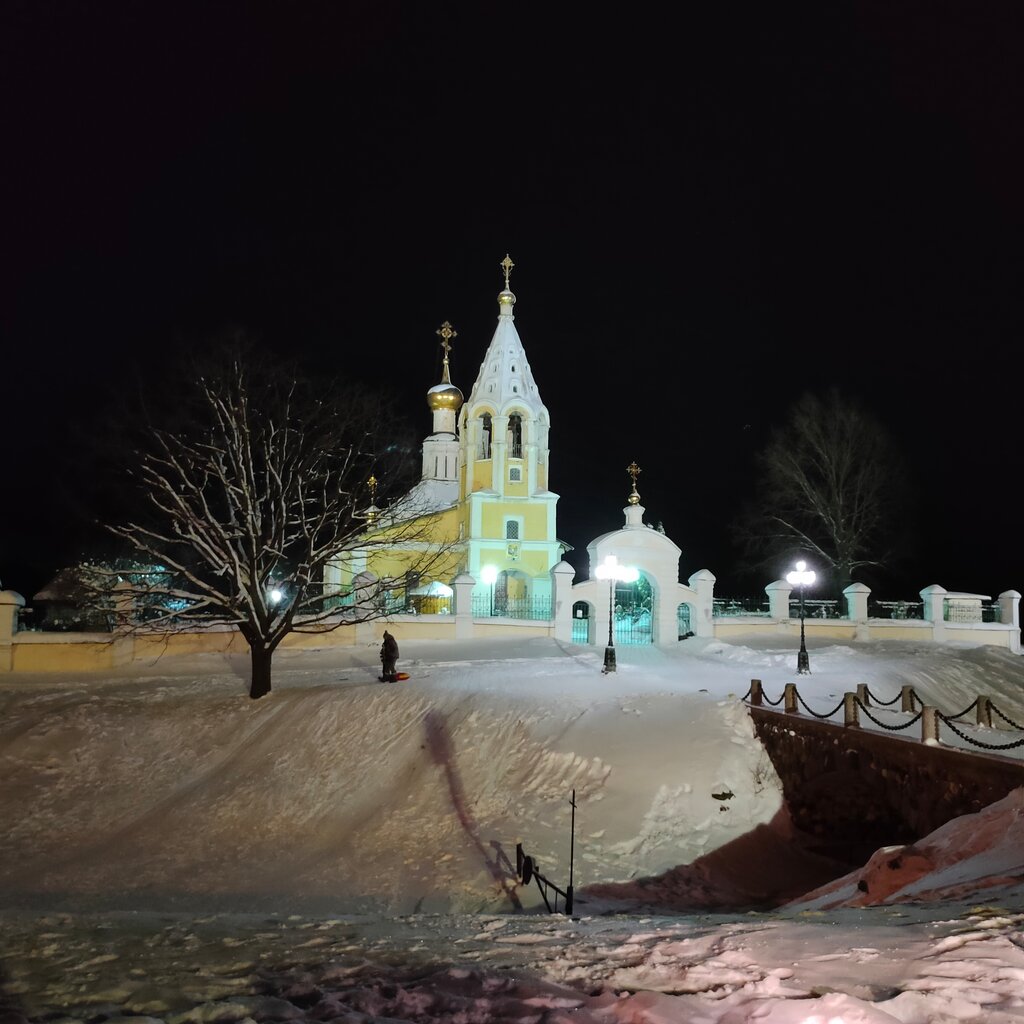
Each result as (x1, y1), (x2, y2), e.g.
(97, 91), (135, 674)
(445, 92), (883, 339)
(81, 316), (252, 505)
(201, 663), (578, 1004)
(786, 559), (816, 675)
(480, 564), (498, 617)
(595, 554), (639, 673)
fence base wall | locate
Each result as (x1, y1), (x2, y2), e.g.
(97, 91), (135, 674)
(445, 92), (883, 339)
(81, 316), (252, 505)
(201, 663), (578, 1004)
(4, 610), (1019, 674)
(749, 707), (1024, 864)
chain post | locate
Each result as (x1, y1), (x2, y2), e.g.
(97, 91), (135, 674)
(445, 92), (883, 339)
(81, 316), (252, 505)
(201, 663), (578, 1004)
(921, 705), (939, 745)
(784, 682), (798, 714)
(900, 684), (916, 713)
(749, 679), (763, 706)
(855, 683), (869, 707)
(843, 692), (860, 728)
(976, 696), (992, 728)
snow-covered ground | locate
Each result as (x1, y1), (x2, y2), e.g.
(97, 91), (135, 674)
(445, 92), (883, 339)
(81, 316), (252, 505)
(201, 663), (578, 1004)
(2, 634), (1023, 1022)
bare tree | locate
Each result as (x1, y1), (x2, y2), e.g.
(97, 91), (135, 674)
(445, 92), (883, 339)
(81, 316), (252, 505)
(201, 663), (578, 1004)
(92, 348), (457, 698)
(733, 389), (907, 593)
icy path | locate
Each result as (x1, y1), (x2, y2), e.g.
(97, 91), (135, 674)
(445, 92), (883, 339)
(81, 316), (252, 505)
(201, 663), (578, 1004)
(2, 903), (1024, 1024)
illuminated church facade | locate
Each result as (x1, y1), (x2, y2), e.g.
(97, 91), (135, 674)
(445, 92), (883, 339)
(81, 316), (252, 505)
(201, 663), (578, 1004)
(5, 256), (1019, 675)
(326, 255), (715, 646)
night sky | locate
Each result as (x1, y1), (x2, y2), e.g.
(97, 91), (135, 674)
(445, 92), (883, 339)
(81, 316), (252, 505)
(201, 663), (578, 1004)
(3, 2), (1022, 603)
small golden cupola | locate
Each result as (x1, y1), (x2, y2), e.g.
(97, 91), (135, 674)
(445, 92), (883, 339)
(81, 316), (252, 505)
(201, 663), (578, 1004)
(412, 321), (463, 507)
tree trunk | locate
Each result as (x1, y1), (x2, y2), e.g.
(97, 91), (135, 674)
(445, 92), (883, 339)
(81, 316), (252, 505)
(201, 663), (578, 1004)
(249, 644), (274, 700)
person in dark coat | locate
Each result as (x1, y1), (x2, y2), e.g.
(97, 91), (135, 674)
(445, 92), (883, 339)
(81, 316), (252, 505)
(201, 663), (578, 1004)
(380, 630), (399, 682)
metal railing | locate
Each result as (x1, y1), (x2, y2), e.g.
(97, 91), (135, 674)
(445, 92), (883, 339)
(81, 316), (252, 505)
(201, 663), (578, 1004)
(382, 594), (453, 616)
(944, 601), (1002, 623)
(713, 598), (771, 617)
(788, 598), (842, 619)
(870, 600), (924, 620)
(471, 595), (553, 620)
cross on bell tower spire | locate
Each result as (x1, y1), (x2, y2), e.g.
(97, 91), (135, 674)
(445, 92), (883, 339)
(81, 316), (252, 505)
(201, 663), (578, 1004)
(436, 320), (457, 384)
(626, 461), (642, 505)
(501, 253), (514, 289)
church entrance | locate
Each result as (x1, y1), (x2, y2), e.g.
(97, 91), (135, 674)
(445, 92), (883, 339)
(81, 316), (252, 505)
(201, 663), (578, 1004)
(612, 574), (653, 646)
(677, 603), (693, 638)
(571, 601), (590, 643)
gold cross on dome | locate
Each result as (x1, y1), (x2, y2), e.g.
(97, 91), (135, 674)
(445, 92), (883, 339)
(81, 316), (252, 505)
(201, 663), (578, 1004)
(436, 321), (457, 358)
(627, 461), (642, 505)
(367, 474), (378, 501)
(501, 253), (514, 289)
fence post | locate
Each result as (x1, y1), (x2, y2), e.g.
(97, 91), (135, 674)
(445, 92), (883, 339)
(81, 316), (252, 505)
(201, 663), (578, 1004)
(976, 696), (992, 728)
(749, 678), (763, 706)
(765, 580), (792, 621)
(689, 569), (717, 637)
(550, 560), (576, 643)
(452, 573), (476, 640)
(920, 584), (948, 643)
(784, 682), (798, 714)
(856, 682), (870, 707)
(900, 684), (916, 712)
(0, 584), (26, 673)
(844, 582), (870, 622)
(843, 692), (859, 728)
(921, 706), (939, 746)
(113, 581), (136, 629)
(998, 590), (1021, 655)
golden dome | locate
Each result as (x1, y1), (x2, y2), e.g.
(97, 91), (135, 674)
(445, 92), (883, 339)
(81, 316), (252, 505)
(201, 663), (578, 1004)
(427, 383), (464, 411)
(498, 288), (516, 308)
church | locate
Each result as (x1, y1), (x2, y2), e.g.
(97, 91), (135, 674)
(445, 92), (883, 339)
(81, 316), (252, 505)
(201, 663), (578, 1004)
(325, 255), (713, 649)
(6, 257), (1019, 674)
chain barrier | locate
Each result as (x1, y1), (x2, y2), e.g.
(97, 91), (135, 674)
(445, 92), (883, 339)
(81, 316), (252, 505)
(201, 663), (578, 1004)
(939, 714), (1024, 751)
(855, 698), (924, 731)
(796, 693), (845, 720)
(745, 680), (1024, 753)
(944, 697), (980, 721)
(863, 686), (905, 707)
(990, 703), (1024, 731)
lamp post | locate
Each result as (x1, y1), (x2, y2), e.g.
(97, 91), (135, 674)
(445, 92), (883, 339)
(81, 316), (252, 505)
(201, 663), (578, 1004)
(480, 565), (498, 617)
(595, 555), (639, 673)
(786, 559), (816, 675)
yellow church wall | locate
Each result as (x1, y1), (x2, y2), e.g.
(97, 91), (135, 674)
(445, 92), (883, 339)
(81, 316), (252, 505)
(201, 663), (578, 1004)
(471, 460), (493, 491)
(369, 617), (457, 641)
(522, 505), (549, 534)
(479, 503), (549, 540)
(281, 624), (359, 648)
(11, 637), (117, 672)
(333, 506), (463, 591)
(504, 475), (528, 498)
(134, 631), (246, 657)
(475, 546), (548, 579)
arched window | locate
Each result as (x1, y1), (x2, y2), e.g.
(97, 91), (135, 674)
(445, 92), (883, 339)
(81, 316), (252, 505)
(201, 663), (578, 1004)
(480, 413), (492, 459)
(508, 413), (523, 459)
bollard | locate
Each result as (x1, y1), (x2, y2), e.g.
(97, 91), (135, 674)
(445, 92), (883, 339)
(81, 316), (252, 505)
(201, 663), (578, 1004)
(844, 692), (860, 728)
(900, 684), (916, 713)
(749, 679), (763, 706)
(976, 696), (992, 728)
(784, 682), (798, 714)
(921, 706), (939, 746)
(856, 683), (870, 707)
